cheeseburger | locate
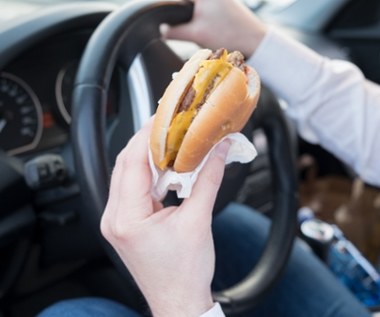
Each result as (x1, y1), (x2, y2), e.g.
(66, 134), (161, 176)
(150, 48), (261, 173)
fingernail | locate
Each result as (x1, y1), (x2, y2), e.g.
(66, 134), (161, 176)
(214, 140), (231, 160)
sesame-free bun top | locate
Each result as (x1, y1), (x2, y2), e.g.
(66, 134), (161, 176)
(150, 49), (261, 173)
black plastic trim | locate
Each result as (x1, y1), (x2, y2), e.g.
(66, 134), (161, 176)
(0, 3), (116, 69)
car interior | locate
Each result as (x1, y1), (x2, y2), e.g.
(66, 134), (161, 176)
(1, 0), (380, 316)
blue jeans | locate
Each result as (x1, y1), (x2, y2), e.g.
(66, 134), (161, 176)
(37, 203), (371, 317)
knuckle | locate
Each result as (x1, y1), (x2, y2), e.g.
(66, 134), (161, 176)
(101, 221), (115, 239)
(112, 221), (129, 241)
(100, 215), (111, 240)
(100, 214), (130, 244)
(115, 150), (128, 167)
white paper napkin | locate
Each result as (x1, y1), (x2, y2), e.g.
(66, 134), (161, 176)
(149, 132), (257, 201)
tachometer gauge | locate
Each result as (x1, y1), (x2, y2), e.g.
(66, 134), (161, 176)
(0, 73), (43, 155)
(55, 61), (118, 125)
(55, 61), (77, 124)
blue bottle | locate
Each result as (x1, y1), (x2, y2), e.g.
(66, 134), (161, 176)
(298, 207), (380, 309)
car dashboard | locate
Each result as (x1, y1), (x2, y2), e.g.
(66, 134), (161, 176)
(2, 32), (82, 156)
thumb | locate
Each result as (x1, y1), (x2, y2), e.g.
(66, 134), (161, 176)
(182, 140), (230, 220)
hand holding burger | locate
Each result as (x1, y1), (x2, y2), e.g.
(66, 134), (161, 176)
(101, 121), (230, 317)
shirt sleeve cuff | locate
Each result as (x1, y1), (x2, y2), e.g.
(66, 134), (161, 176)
(199, 303), (225, 317)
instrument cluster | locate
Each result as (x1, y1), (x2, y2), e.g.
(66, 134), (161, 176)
(0, 30), (118, 156)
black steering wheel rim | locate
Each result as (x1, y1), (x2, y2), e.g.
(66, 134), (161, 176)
(71, 0), (298, 314)
(213, 86), (298, 314)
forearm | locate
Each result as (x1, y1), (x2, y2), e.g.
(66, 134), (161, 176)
(248, 28), (380, 187)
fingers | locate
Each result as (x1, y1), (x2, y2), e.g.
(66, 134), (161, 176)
(160, 0), (200, 43)
(104, 121), (154, 227)
(181, 140), (230, 223)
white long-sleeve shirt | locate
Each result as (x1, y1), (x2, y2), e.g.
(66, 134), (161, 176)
(248, 28), (380, 187)
(200, 26), (380, 317)
(200, 303), (224, 317)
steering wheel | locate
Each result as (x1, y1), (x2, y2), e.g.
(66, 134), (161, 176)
(71, 0), (298, 315)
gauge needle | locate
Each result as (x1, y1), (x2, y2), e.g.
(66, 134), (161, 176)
(0, 119), (7, 133)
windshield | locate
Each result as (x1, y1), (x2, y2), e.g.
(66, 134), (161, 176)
(8, 0), (298, 5)
(0, 0), (299, 24)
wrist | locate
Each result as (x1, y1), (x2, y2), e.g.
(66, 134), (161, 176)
(148, 293), (214, 317)
(242, 20), (267, 58)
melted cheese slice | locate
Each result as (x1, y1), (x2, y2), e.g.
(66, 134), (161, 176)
(159, 50), (233, 170)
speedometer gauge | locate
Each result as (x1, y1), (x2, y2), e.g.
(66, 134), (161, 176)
(0, 73), (43, 155)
